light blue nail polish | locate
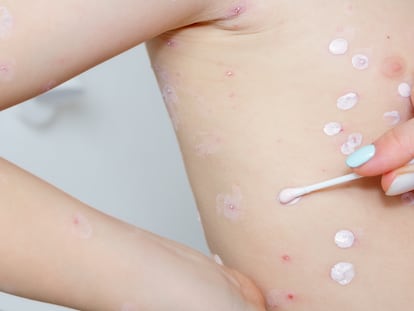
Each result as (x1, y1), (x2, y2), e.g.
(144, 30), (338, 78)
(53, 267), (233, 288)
(346, 144), (376, 168)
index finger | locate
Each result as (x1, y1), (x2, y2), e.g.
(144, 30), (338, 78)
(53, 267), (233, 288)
(346, 90), (414, 176)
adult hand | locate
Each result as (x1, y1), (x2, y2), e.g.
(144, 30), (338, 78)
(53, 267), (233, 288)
(345, 90), (414, 196)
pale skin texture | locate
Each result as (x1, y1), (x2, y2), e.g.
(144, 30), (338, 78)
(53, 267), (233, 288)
(0, 1), (265, 311)
(2, 1), (414, 311)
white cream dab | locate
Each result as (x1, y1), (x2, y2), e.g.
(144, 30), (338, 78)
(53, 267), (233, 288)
(329, 38), (349, 55)
(0, 6), (13, 39)
(352, 54), (369, 70)
(330, 262), (355, 285)
(337, 92), (359, 110)
(398, 82), (411, 98)
(341, 133), (363, 155)
(323, 122), (342, 136)
(383, 111), (401, 126)
(334, 230), (355, 248)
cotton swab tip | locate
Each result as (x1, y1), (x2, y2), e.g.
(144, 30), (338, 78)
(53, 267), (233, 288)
(278, 173), (363, 205)
(278, 187), (305, 204)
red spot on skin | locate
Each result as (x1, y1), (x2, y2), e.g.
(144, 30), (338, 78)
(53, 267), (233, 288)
(0, 60), (14, 81)
(282, 255), (291, 262)
(71, 212), (93, 239)
(381, 56), (406, 79)
(233, 7), (243, 15)
(266, 289), (296, 309)
(225, 2), (247, 19)
(0, 64), (9, 73)
(57, 57), (68, 65)
(166, 39), (176, 48)
(216, 186), (243, 222)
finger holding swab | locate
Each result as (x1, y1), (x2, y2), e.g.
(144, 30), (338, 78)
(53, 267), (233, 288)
(278, 173), (364, 204)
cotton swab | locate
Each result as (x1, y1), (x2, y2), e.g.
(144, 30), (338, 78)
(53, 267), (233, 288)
(278, 173), (364, 204)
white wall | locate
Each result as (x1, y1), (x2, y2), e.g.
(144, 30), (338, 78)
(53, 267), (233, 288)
(0, 45), (209, 311)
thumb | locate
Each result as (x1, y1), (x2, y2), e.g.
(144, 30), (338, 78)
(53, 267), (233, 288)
(381, 162), (414, 196)
(346, 118), (414, 176)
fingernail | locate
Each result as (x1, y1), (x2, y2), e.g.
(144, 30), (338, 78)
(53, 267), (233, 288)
(346, 144), (376, 168)
(386, 173), (414, 196)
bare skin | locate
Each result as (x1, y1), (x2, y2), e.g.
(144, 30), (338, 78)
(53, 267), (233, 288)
(1, 0), (414, 310)
(0, 1), (266, 310)
(147, 1), (414, 310)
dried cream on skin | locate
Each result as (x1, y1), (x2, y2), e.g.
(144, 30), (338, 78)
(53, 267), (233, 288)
(383, 111), (401, 126)
(216, 185), (243, 221)
(341, 133), (363, 155)
(337, 92), (359, 110)
(0, 6), (13, 39)
(352, 54), (369, 70)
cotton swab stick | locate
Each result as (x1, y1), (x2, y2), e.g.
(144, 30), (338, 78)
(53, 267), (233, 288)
(278, 173), (364, 204)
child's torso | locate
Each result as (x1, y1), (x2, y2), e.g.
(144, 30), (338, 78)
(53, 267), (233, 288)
(147, 1), (414, 310)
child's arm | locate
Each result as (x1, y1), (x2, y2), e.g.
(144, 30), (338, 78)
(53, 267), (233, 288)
(0, 157), (264, 310)
(0, 0), (229, 109)
(0, 1), (266, 310)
